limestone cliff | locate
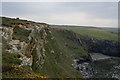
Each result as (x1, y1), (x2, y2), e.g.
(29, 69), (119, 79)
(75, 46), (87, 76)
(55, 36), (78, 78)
(2, 19), (49, 69)
(1, 17), (52, 78)
(1, 17), (85, 78)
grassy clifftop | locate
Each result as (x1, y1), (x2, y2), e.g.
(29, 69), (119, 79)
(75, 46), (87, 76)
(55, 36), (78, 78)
(66, 27), (118, 41)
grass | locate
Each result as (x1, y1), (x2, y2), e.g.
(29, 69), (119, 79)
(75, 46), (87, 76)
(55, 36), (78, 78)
(1, 17), (47, 27)
(12, 26), (31, 42)
(2, 52), (22, 65)
(37, 28), (88, 78)
(92, 58), (120, 78)
(2, 52), (22, 77)
(67, 27), (118, 41)
(52, 29), (88, 58)
(2, 51), (48, 78)
(1, 17), (26, 27)
(2, 64), (48, 78)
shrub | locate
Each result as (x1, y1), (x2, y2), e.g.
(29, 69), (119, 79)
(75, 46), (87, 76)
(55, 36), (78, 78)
(2, 52), (22, 65)
(12, 26), (31, 42)
(2, 64), (14, 72)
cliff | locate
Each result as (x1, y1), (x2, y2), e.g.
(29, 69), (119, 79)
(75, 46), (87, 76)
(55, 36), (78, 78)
(2, 17), (50, 78)
(1, 17), (84, 78)
(1, 17), (119, 78)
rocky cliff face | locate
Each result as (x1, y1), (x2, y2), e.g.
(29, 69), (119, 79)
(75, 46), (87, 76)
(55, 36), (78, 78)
(79, 36), (119, 57)
(59, 30), (119, 57)
(2, 17), (84, 78)
(2, 20), (49, 71)
(57, 30), (120, 79)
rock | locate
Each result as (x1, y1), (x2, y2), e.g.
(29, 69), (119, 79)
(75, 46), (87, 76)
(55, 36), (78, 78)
(51, 50), (54, 54)
(58, 30), (119, 57)
(49, 31), (52, 33)
(72, 57), (94, 78)
(2, 21), (49, 71)
(51, 37), (54, 40)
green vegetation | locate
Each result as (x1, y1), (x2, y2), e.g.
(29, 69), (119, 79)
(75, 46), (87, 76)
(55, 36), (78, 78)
(1, 17), (47, 27)
(38, 29), (87, 78)
(1, 17), (27, 27)
(52, 29), (87, 57)
(2, 52), (48, 78)
(2, 52), (22, 65)
(92, 58), (120, 78)
(12, 26), (31, 42)
(67, 27), (118, 41)
(31, 49), (39, 72)
(2, 64), (48, 78)
(2, 52), (22, 77)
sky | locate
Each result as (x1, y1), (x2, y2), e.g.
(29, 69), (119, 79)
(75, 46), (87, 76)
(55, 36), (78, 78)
(1, 2), (118, 27)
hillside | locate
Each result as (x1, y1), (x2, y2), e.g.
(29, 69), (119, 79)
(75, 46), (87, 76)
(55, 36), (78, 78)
(50, 25), (118, 41)
(67, 28), (118, 41)
(1, 17), (88, 78)
(1, 17), (120, 79)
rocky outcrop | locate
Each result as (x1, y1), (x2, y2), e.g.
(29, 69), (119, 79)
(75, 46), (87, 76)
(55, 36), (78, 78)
(2, 21), (49, 71)
(72, 59), (93, 78)
(79, 36), (119, 57)
(57, 30), (119, 57)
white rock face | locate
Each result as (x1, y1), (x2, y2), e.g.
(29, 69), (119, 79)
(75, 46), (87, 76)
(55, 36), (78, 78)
(2, 23), (49, 68)
(20, 55), (33, 66)
(51, 50), (54, 53)
(9, 40), (20, 45)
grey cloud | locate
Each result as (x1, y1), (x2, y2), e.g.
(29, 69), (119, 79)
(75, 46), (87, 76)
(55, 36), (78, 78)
(2, 2), (118, 27)
(2, 2), (117, 18)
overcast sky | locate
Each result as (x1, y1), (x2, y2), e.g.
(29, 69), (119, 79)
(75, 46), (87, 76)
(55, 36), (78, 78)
(2, 2), (118, 27)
